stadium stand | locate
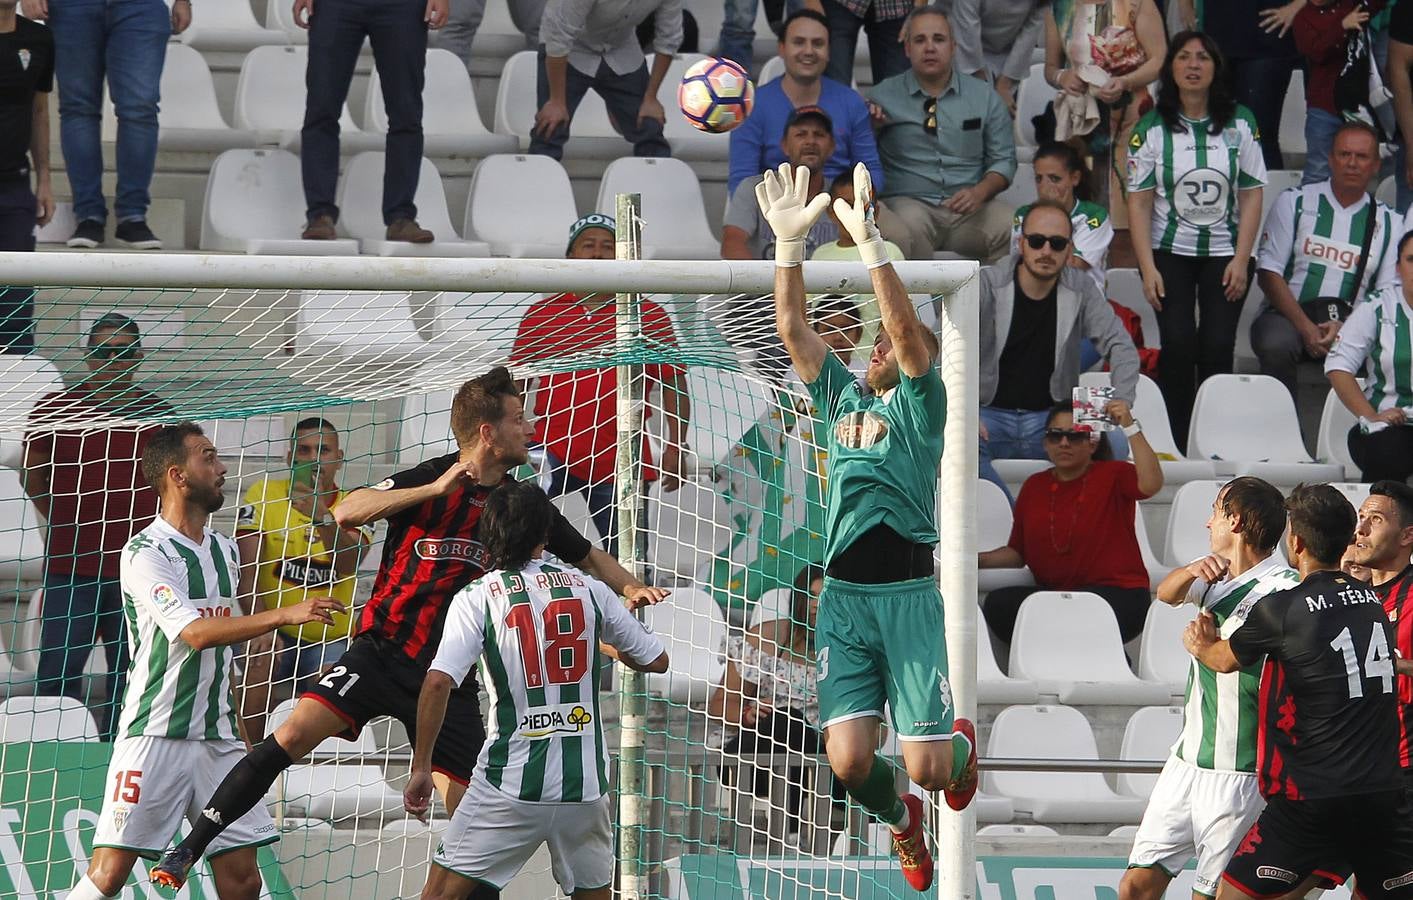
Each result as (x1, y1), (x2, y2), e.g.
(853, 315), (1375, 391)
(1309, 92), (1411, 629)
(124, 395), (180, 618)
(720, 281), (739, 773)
(1187, 374), (1344, 483)
(1316, 386), (1360, 479)
(335, 153), (491, 256)
(363, 49), (517, 158)
(1116, 706), (1184, 799)
(0, 696), (98, 740)
(1135, 601), (1195, 694)
(234, 46), (375, 151)
(595, 157), (719, 260)
(179, 0), (287, 52)
(463, 154), (579, 257)
(201, 149), (362, 254)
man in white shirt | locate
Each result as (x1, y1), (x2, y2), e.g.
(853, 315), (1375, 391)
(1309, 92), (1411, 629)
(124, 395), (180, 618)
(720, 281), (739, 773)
(531, 0), (680, 160)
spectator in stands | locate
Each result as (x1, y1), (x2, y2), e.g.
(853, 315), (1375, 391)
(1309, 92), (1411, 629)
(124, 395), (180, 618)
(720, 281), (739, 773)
(869, 5), (1017, 263)
(510, 214), (690, 553)
(810, 294), (865, 371)
(432, 0), (544, 71)
(1205, 1), (1301, 171)
(949, 0), (1046, 117)
(22, 314), (173, 740)
(1325, 231), (1413, 483)
(0, 0), (52, 354)
(709, 563), (838, 839)
(236, 418), (371, 740)
(979, 201), (1140, 500)
(1294, 0), (1385, 185)
(22, 0), (187, 249)
(727, 10), (882, 196)
(297, 0), (446, 244)
(531, 0), (679, 161)
(723, 110), (840, 259)
(718, 0), (817, 69)
(979, 398), (1161, 645)
(1387, 0), (1413, 211)
(1042, 0), (1165, 225)
(1008, 142), (1112, 292)
(1253, 121), (1397, 430)
(819, 0), (911, 86)
(1127, 32), (1266, 450)
(813, 170), (905, 262)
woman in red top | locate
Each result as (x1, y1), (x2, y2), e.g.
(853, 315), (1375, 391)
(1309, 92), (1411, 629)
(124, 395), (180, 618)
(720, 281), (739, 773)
(979, 398), (1163, 645)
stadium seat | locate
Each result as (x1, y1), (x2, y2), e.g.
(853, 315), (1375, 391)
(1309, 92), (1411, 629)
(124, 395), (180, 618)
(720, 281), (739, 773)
(977, 824), (1060, 837)
(1330, 481), (1371, 508)
(1117, 705), (1183, 799)
(1316, 387), (1359, 479)
(464, 154), (578, 258)
(1107, 268), (1162, 349)
(1262, 170), (1304, 227)
(1133, 508), (1167, 592)
(1008, 592), (1173, 705)
(336, 153), (491, 257)
(398, 390), (456, 466)
(1137, 600), (1195, 693)
(0, 696), (97, 740)
(748, 587), (793, 628)
(995, 163), (1036, 210)
(1378, 175), (1398, 207)
(1163, 480), (1223, 568)
(656, 54), (735, 160)
(199, 415), (287, 465)
(292, 290), (428, 374)
(430, 290), (540, 370)
(643, 588), (727, 704)
(983, 704), (1147, 823)
(152, 44), (267, 151)
(493, 51), (622, 157)
(992, 459), (1049, 491)
(0, 353), (63, 468)
(976, 478), (1035, 592)
(1108, 824), (1140, 839)
(264, 0), (308, 43)
(282, 763), (405, 822)
(1013, 63), (1048, 163)
(35, 201), (76, 245)
(234, 47), (371, 150)
(757, 55), (785, 84)
(595, 157), (719, 259)
(0, 642), (34, 700)
(201, 149), (361, 254)
(470, 0), (533, 56)
(686, 367), (775, 464)
(978, 624), (1040, 705)
(645, 480), (732, 580)
(180, 0), (287, 50)
(1278, 70), (1306, 157)
(0, 468), (46, 584)
(268, 699), (378, 758)
(1233, 281), (1267, 373)
(1187, 374), (1343, 483)
(1079, 372), (1218, 488)
(363, 49), (516, 157)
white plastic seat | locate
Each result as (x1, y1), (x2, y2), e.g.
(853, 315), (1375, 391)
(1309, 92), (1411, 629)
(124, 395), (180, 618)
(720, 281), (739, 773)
(35, 201), (76, 245)
(995, 163), (1036, 210)
(1262, 170), (1304, 228)
(336, 153), (490, 257)
(758, 55), (786, 84)
(201, 149), (360, 255)
(282, 763), (405, 822)
(1329, 481), (1371, 508)
(983, 704), (1147, 823)
(992, 459), (1050, 496)
(0, 353), (63, 468)
(1378, 175), (1398, 207)
(1133, 508), (1166, 592)
(748, 587), (793, 628)
(1118, 706), (1183, 798)
(1107, 268), (1162, 350)
(977, 824), (1060, 837)
(430, 290), (540, 371)
(493, 50), (620, 156)
(364, 49), (516, 157)
(1163, 480), (1224, 568)
(398, 390), (456, 466)
(265, 0), (309, 43)
(978, 624), (1040, 705)
(1013, 63), (1049, 161)
(1317, 387), (1359, 479)
(655, 54), (733, 160)
(595, 157), (719, 260)
(976, 477), (1035, 592)
(233, 46), (365, 150)
(1109, 824), (1140, 839)
(1079, 371), (1217, 486)
(1188, 374), (1345, 483)
(0, 696), (97, 741)
(181, 0), (287, 50)
(464, 155), (578, 258)
(645, 480), (732, 580)
(1137, 601), (1195, 692)
(155, 44), (267, 151)
(293, 290), (427, 367)
(1278, 70), (1306, 156)
(686, 368), (774, 464)
(1009, 592), (1172, 705)
(0, 468), (47, 585)
(643, 588), (726, 704)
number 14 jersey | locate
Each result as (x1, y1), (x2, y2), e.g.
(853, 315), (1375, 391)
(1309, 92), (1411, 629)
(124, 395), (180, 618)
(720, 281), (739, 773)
(431, 559), (664, 803)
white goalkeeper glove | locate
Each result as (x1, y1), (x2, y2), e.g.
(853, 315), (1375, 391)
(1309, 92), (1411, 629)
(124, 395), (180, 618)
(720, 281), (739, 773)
(831, 162), (890, 269)
(755, 163), (830, 267)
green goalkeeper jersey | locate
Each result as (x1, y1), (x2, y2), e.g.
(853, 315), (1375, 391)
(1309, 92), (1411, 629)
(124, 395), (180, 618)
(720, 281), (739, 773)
(805, 352), (946, 565)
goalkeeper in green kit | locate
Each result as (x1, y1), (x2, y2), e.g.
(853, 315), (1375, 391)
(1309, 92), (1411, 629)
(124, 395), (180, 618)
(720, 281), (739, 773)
(755, 162), (977, 891)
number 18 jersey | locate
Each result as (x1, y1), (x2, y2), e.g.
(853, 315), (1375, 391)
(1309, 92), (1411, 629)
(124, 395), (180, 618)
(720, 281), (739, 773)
(431, 559), (664, 803)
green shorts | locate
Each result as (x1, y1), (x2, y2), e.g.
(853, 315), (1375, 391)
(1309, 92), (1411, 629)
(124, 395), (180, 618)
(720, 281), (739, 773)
(815, 575), (953, 739)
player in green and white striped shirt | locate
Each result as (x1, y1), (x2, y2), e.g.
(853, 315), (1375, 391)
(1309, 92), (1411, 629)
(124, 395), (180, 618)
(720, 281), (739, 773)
(406, 480), (667, 899)
(70, 423), (342, 900)
(1121, 476), (1297, 900)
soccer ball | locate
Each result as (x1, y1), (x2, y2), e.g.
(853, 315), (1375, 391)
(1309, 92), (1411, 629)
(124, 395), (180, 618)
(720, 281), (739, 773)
(678, 57), (755, 134)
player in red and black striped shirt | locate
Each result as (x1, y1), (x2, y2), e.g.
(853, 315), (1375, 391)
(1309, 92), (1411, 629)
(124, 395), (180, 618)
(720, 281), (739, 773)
(1348, 480), (1413, 775)
(153, 368), (669, 890)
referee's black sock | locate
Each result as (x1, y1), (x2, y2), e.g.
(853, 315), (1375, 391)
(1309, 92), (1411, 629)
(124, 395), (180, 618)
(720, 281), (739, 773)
(178, 736), (293, 858)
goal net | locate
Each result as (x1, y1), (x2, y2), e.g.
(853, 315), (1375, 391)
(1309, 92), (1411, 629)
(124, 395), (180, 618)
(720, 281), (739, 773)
(0, 250), (977, 900)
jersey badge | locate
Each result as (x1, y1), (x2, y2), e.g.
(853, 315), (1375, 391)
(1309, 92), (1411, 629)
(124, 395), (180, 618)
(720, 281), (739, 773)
(152, 583), (181, 615)
(17, 49), (29, 71)
(110, 804), (129, 831)
(1223, 127), (1240, 149)
(834, 409), (888, 450)
(1256, 867), (1298, 885)
(371, 478), (396, 491)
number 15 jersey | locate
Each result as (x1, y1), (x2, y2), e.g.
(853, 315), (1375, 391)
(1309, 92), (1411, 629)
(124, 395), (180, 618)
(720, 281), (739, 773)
(1228, 570), (1401, 800)
(431, 559), (664, 804)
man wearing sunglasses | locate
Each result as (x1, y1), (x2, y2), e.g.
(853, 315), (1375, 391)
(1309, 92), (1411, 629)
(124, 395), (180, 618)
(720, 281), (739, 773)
(977, 200), (1140, 500)
(23, 312), (172, 740)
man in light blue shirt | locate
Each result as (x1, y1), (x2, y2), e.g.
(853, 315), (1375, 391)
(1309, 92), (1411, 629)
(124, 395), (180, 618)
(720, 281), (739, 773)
(868, 5), (1016, 262)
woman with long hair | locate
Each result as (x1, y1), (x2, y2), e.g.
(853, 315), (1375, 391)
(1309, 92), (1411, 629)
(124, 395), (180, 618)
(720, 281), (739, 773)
(1127, 31), (1265, 448)
(1009, 141), (1115, 291)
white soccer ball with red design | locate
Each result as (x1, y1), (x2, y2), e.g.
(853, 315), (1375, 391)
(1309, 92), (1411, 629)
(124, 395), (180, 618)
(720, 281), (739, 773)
(677, 57), (755, 134)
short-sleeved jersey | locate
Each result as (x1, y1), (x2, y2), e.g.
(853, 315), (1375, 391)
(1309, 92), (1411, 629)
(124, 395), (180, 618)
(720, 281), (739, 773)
(1173, 555), (1301, 773)
(1228, 570), (1401, 799)
(1010, 199), (1113, 291)
(431, 558), (664, 803)
(117, 517), (241, 742)
(236, 477), (372, 644)
(1256, 182), (1399, 305)
(358, 456), (594, 668)
(0, 18), (53, 179)
(804, 352), (946, 565)
(1324, 286), (1413, 414)
(1376, 565), (1413, 769)
(1127, 106), (1267, 257)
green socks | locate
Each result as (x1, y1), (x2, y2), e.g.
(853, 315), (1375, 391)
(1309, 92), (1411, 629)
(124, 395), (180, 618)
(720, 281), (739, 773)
(850, 754), (905, 826)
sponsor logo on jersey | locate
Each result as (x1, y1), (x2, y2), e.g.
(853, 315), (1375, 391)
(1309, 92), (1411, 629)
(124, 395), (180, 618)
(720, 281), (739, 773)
(1383, 871), (1413, 891)
(1301, 233), (1361, 272)
(518, 703), (595, 740)
(1173, 168), (1231, 228)
(276, 559), (336, 588)
(833, 410), (888, 450)
(1256, 867), (1298, 885)
(152, 583), (181, 615)
(371, 478), (396, 491)
(414, 538), (488, 567)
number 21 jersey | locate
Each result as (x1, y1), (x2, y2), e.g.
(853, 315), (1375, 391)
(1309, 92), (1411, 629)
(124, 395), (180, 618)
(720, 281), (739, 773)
(431, 559), (664, 803)
(1228, 570), (1401, 800)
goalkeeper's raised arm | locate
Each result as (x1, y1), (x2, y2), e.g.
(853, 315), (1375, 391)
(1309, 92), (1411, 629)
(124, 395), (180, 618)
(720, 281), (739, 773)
(757, 162), (832, 383)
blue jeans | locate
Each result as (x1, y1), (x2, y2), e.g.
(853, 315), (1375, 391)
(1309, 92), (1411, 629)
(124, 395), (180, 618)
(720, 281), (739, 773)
(978, 407), (1049, 502)
(1302, 108), (1343, 186)
(37, 572), (129, 741)
(529, 47), (671, 161)
(49, 0), (170, 224)
(719, 0), (802, 69)
(819, 0), (908, 87)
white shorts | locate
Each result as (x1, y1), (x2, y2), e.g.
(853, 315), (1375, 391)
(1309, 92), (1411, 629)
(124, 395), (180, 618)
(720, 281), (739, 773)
(1128, 756), (1265, 897)
(93, 735), (279, 860)
(434, 777), (613, 894)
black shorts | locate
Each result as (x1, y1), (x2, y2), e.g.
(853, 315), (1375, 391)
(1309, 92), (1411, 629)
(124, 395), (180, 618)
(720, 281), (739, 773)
(300, 633), (485, 784)
(1223, 792), (1413, 899)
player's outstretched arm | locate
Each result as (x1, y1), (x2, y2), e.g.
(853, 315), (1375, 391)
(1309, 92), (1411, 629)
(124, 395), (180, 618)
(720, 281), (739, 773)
(756, 163), (832, 383)
(405, 670), (454, 821)
(181, 596), (344, 651)
(606, 643), (669, 673)
(832, 162), (932, 378)
(333, 458), (478, 528)
(578, 546), (671, 608)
